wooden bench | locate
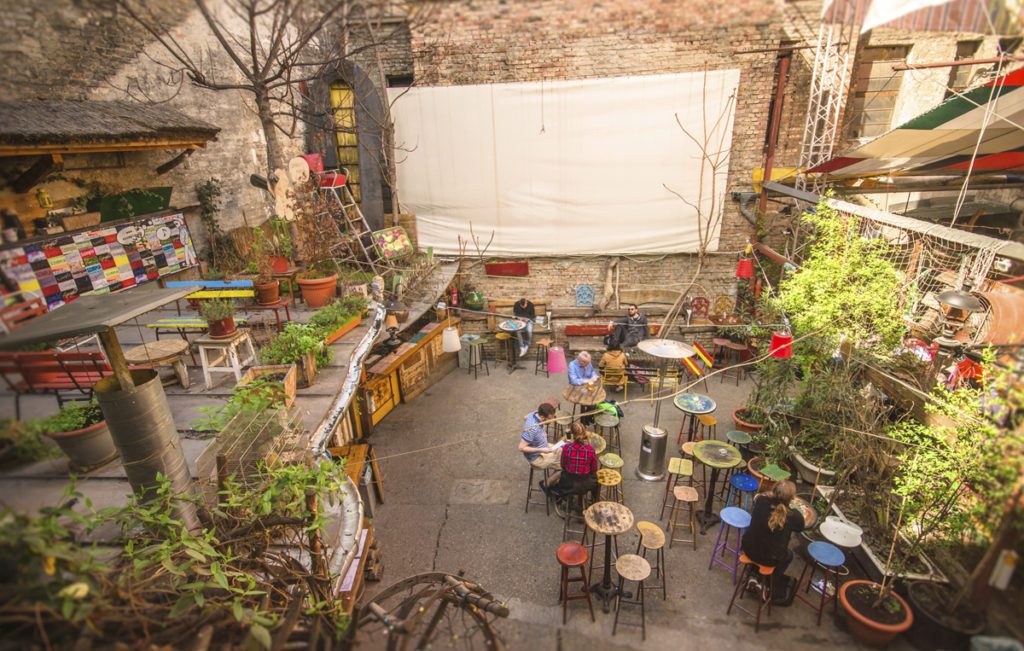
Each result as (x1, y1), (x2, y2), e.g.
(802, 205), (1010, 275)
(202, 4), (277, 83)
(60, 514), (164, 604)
(148, 315), (252, 340)
(165, 279), (255, 300)
(0, 351), (113, 418)
(0, 297), (47, 333)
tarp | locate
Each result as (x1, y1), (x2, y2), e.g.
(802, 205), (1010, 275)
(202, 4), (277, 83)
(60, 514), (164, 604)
(809, 67), (1024, 179)
(388, 70), (740, 255)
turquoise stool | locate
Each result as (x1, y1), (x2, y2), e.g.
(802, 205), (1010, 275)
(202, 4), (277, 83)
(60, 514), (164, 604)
(726, 430), (752, 460)
(795, 541), (845, 625)
(725, 473), (759, 512)
(595, 412), (621, 456)
(708, 506), (751, 584)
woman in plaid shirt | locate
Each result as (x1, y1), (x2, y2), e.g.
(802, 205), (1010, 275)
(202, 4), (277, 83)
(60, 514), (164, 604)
(556, 423), (599, 498)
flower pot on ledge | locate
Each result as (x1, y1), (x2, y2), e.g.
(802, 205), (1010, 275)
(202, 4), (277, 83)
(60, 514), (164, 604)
(840, 580), (913, 647)
(297, 274), (338, 308)
(324, 315), (362, 344)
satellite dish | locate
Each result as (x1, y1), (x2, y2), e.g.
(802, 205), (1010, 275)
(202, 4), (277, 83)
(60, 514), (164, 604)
(287, 156), (311, 185)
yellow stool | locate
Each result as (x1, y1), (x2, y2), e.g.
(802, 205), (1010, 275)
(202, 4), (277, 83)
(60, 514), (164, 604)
(597, 468), (624, 503)
(697, 413), (718, 440)
(635, 521), (668, 600)
(495, 332), (513, 364)
(668, 485), (700, 550)
(659, 457), (693, 520)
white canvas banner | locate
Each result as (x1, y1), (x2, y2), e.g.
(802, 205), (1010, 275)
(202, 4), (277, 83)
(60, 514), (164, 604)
(388, 70), (740, 255)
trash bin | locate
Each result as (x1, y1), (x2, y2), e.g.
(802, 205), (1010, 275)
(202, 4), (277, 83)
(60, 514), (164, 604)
(636, 424), (666, 481)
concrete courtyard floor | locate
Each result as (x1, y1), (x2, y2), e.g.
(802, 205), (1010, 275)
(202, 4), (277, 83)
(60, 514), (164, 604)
(367, 362), (901, 650)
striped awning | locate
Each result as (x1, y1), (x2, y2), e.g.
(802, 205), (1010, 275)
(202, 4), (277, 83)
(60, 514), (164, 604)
(810, 67), (1024, 178)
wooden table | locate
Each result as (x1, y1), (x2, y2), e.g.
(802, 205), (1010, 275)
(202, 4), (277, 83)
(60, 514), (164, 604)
(584, 501), (635, 612)
(123, 339), (191, 389)
(563, 383), (606, 421)
(692, 440), (743, 533)
(497, 319), (527, 373)
(272, 267), (300, 301)
(243, 297), (293, 332)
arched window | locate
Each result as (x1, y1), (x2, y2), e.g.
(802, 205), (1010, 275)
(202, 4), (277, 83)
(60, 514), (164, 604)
(330, 81), (361, 202)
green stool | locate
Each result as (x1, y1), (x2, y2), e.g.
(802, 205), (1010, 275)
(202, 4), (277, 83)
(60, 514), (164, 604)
(594, 412), (621, 455)
(600, 452), (624, 470)
(726, 430), (752, 462)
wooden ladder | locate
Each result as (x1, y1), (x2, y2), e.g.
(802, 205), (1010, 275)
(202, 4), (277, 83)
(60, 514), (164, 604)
(321, 179), (378, 276)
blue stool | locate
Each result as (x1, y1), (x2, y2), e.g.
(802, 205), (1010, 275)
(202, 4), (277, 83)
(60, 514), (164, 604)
(725, 473), (759, 511)
(708, 506), (751, 584)
(796, 541), (845, 625)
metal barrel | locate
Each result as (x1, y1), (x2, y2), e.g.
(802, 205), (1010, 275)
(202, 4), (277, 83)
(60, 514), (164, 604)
(94, 369), (199, 531)
(636, 424), (667, 481)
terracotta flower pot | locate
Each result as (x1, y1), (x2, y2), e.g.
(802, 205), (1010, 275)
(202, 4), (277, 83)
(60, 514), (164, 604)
(746, 456), (792, 493)
(732, 407), (765, 434)
(44, 420), (118, 471)
(324, 315), (362, 344)
(840, 580), (913, 647)
(255, 279), (280, 305)
(269, 256), (291, 273)
(297, 274), (338, 308)
(208, 316), (236, 339)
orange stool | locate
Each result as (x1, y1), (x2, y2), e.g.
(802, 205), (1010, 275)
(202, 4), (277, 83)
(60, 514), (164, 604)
(557, 542), (596, 624)
(727, 552), (776, 632)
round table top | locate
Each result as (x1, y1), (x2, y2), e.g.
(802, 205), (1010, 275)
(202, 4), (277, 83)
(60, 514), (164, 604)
(498, 319), (527, 332)
(584, 501), (634, 536)
(636, 338), (695, 360)
(673, 392), (717, 415)
(123, 338), (190, 364)
(692, 440), (742, 469)
(562, 383), (606, 406)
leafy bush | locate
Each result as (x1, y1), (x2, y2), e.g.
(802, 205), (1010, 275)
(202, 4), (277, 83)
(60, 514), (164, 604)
(199, 299), (234, 321)
(192, 375), (287, 432)
(307, 295), (367, 337)
(0, 419), (60, 464)
(260, 323), (332, 368)
(35, 401), (104, 434)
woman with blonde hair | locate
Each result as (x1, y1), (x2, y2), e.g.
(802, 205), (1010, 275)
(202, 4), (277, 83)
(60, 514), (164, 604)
(552, 422), (599, 499)
(740, 480), (804, 602)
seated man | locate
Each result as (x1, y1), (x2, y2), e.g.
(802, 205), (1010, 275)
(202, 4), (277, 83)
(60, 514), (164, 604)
(552, 422), (598, 500)
(599, 343), (628, 391)
(513, 297), (536, 358)
(568, 351), (598, 386)
(517, 402), (562, 489)
(608, 304), (649, 349)
(741, 480), (805, 604)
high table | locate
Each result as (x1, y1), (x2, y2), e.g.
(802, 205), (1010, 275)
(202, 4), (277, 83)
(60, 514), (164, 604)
(673, 392), (717, 443)
(584, 501), (634, 612)
(497, 319), (527, 373)
(692, 439), (743, 533)
(562, 384), (606, 421)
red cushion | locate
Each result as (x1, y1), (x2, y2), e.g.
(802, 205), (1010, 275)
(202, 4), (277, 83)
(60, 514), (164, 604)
(301, 153), (324, 172)
(319, 171), (347, 188)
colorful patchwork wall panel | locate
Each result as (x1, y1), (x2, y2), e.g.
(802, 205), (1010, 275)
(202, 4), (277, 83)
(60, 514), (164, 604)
(0, 213), (196, 310)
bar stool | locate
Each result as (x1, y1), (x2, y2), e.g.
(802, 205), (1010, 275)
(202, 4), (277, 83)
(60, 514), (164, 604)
(534, 337), (552, 377)
(525, 465), (552, 515)
(667, 485), (700, 550)
(494, 332), (513, 365)
(635, 521), (667, 600)
(679, 441), (707, 494)
(597, 469), (624, 503)
(562, 492), (590, 542)
(659, 457), (693, 520)
(557, 542), (596, 624)
(697, 413), (718, 441)
(594, 412), (621, 456)
(718, 341), (749, 386)
(612, 554), (651, 641)
(726, 430), (752, 460)
(676, 412), (698, 445)
(725, 473), (759, 512)
(466, 338), (489, 379)
(600, 452), (624, 471)
(708, 506), (751, 584)
(795, 541), (845, 625)
(727, 553), (775, 632)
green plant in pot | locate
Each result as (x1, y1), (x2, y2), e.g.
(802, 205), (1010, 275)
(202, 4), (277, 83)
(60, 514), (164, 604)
(292, 181), (341, 308)
(249, 226), (280, 305)
(0, 418), (61, 468)
(260, 323), (332, 387)
(308, 295), (368, 344)
(200, 299), (236, 339)
(269, 217), (294, 272)
(735, 352), (797, 487)
(32, 401), (117, 471)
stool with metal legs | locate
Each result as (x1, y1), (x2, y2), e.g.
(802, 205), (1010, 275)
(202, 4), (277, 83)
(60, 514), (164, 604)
(597, 469), (624, 503)
(612, 554), (651, 641)
(525, 465), (552, 515)
(708, 506), (751, 584)
(667, 485), (700, 550)
(795, 541), (845, 626)
(594, 412), (621, 456)
(534, 337), (552, 377)
(635, 521), (668, 601)
(466, 338), (489, 379)
(727, 553), (775, 632)
(697, 413), (718, 441)
(659, 457), (693, 520)
(557, 542), (596, 625)
(725, 473), (759, 512)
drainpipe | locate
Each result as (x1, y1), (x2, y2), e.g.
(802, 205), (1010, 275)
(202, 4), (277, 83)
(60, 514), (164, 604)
(757, 52), (792, 236)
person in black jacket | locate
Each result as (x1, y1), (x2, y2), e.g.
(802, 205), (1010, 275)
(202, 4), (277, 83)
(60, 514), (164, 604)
(607, 304), (649, 350)
(741, 480), (804, 601)
(512, 297), (536, 357)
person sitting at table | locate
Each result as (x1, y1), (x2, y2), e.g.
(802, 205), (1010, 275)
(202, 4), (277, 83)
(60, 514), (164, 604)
(568, 351), (598, 386)
(513, 297), (536, 358)
(598, 343), (628, 391)
(741, 480), (804, 603)
(550, 422), (598, 500)
(517, 402), (562, 488)
(608, 304), (649, 349)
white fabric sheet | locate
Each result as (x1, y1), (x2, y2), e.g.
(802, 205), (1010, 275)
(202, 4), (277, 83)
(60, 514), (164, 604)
(388, 70), (740, 255)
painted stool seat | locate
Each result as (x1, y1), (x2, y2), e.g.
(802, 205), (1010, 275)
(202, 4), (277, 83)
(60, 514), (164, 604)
(636, 521), (666, 550)
(760, 463), (791, 482)
(597, 469), (622, 486)
(808, 541), (845, 567)
(668, 457), (693, 476)
(536, 337), (553, 347)
(595, 412), (619, 428)
(738, 553), (775, 575)
(697, 414), (717, 427)
(720, 506), (751, 529)
(673, 485), (699, 502)
(730, 473), (759, 492)
(600, 453), (624, 469)
(726, 430), (752, 445)
(680, 441), (697, 456)
(495, 332), (512, 340)
(615, 554), (651, 582)
(557, 542), (589, 567)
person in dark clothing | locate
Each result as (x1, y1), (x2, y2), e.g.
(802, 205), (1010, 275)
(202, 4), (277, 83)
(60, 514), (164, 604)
(512, 297), (536, 357)
(607, 304), (649, 349)
(741, 480), (804, 601)
(553, 422), (599, 501)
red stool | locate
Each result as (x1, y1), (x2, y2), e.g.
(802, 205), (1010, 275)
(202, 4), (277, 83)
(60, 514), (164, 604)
(557, 542), (595, 624)
(727, 553), (775, 632)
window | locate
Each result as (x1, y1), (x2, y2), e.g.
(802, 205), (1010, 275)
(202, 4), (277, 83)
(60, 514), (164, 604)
(386, 74), (414, 88)
(945, 41), (981, 99)
(330, 81), (361, 202)
(847, 45), (910, 140)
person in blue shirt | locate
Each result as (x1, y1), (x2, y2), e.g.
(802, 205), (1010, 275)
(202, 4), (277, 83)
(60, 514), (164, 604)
(568, 351), (598, 386)
(517, 402), (561, 490)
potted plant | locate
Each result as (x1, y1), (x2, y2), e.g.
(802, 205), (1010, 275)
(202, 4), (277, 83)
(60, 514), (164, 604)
(249, 227), (280, 305)
(309, 295), (368, 344)
(238, 364), (298, 408)
(33, 401), (117, 471)
(292, 181), (340, 308)
(200, 299), (236, 338)
(260, 323), (333, 387)
(193, 373), (292, 432)
(268, 217), (294, 273)
(840, 579), (914, 646)
(0, 419), (60, 468)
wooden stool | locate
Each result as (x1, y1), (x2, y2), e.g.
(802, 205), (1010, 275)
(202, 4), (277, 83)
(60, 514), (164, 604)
(562, 492), (591, 542)
(526, 465), (552, 515)
(679, 442), (707, 494)
(613, 554), (651, 641)
(676, 412), (698, 445)
(196, 328), (257, 389)
(718, 340), (748, 386)
(597, 468), (624, 503)
(708, 506), (751, 583)
(727, 553), (775, 632)
(599, 452), (624, 471)
(546, 409), (571, 443)
(534, 337), (552, 377)
(594, 412), (621, 455)
(659, 457), (693, 520)
(635, 521), (667, 601)
(466, 338), (489, 379)
(668, 485), (699, 550)
(557, 542), (595, 624)
(494, 332), (513, 364)
(725, 472), (759, 512)
(795, 541), (845, 626)
(123, 339), (191, 389)
(697, 413), (718, 440)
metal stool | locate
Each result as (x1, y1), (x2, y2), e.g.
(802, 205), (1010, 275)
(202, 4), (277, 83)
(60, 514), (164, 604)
(599, 452), (624, 471)
(562, 492), (590, 542)
(726, 429), (752, 459)
(717, 341), (748, 386)
(597, 468), (624, 503)
(659, 457), (693, 520)
(725, 473), (759, 512)
(697, 413), (718, 441)
(534, 337), (552, 377)
(525, 465), (551, 515)
(494, 332), (513, 365)
(635, 521), (667, 601)
(594, 412), (621, 455)
(613, 554), (651, 641)
(676, 412), (699, 445)
(708, 506), (751, 584)
(466, 339), (489, 379)
(795, 541), (845, 625)
(667, 485), (700, 550)
(557, 542), (596, 624)
(679, 442), (707, 494)
(727, 553), (775, 632)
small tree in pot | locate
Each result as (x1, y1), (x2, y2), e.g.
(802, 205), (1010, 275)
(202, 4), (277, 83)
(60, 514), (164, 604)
(200, 299), (236, 339)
